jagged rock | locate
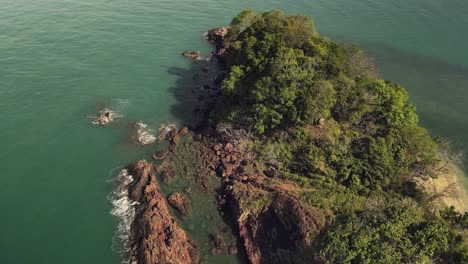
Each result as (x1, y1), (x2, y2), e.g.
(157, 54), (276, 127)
(181, 51), (201, 59)
(92, 108), (115, 125)
(206, 27), (229, 43)
(206, 27), (231, 62)
(127, 160), (199, 264)
(167, 192), (190, 217)
(228, 182), (325, 264)
(153, 149), (169, 160)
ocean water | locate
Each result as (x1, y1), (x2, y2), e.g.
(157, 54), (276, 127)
(0, 0), (467, 263)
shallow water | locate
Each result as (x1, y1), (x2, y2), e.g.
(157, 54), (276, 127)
(1, 0), (467, 263)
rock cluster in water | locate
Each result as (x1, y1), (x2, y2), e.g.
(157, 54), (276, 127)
(181, 51), (201, 59)
(119, 26), (326, 264)
(127, 160), (199, 264)
(92, 108), (115, 125)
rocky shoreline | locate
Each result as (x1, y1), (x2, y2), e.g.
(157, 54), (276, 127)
(127, 160), (199, 264)
(120, 26), (332, 264)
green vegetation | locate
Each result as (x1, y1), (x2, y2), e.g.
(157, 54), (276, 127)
(215, 10), (468, 263)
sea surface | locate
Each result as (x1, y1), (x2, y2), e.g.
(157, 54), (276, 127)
(0, 0), (467, 263)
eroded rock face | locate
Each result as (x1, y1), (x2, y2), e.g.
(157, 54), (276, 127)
(127, 160), (199, 264)
(206, 27), (231, 63)
(228, 181), (325, 264)
(167, 192), (190, 217)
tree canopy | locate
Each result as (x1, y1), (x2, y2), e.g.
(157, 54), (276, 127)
(213, 10), (467, 263)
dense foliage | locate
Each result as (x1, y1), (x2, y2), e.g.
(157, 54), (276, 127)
(215, 10), (468, 263)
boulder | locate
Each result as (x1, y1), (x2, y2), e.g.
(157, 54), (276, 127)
(167, 192), (190, 217)
(127, 160), (199, 264)
(181, 51), (201, 59)
(92, 108), (115, 125)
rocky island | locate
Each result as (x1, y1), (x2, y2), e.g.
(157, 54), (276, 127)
(118, 10), (468, 264)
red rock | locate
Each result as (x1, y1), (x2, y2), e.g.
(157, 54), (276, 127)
(127, 160), (199, 264)
(167, 192), (190, 217)
(229, 183), (325, 264)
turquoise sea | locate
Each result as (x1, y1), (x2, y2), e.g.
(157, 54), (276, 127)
(1, 0), (467, 263)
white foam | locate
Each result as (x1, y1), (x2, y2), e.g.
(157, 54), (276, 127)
(135, 122), (157, 145)
(109, 169), (139, 262)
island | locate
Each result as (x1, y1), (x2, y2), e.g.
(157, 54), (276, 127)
(117, 10), (468, 264)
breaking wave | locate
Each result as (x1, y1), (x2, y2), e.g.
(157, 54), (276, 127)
(109, 169), (138, 263)
(135, 122), (157, 145)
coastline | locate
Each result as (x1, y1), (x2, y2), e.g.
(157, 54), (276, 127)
(420, 163), (468, 212)
(112, 12), (468, 264)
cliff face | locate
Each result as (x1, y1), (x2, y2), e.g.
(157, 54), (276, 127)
(127, 160), (199, 264)
(227, 180), (325, 264)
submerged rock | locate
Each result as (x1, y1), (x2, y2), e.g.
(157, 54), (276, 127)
(181, 51), (201, 59)
(160, 164), (176, 183)
(153, 149), (169, 160)
(167, 192), (190, 217)
(127, 160), (199, 264)
(92, 108), (115, 125)
(209, 233), (228, 255)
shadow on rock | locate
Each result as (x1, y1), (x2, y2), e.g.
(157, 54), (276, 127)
(167, 58), (224, 131)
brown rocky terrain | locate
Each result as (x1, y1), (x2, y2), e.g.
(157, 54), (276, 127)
(167, 192), (191, 217)
(127, 160), (199, 264)
(206, 138), (327, 264)
(123, 26), (329, 264)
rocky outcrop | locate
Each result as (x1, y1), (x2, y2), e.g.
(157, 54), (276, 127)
(92, 108), (115, 125)
(127, 160), (199, 264)
(206, 27), (231, 63)
(167, 192), (190, 217)
(164, 127), (180, 154)
(206, 27), (229, 43)
(181, 51), (201, 59)
(227, 181), (325, 264)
